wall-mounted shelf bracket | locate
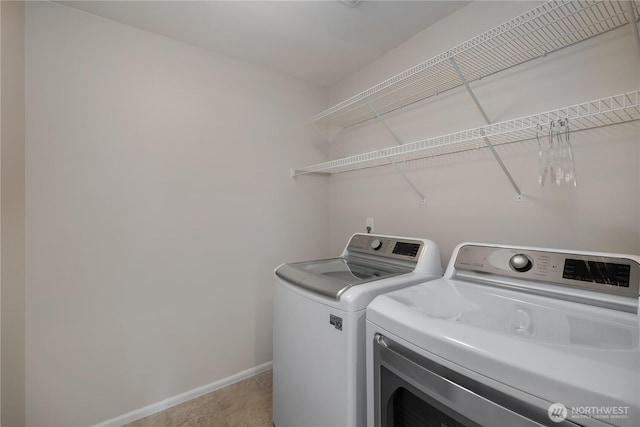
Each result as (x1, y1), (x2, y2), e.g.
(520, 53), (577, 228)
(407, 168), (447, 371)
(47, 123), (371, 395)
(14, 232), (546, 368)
(624, 0), (640, 57)
(310, 122), (332, 142)
(449, 57), (524, 200)
(365, 101), (426, 203)
(310, 122), (343, 142)
(310, 122), (346, 158)
(365, 101), (404, 146)
(390, 162), (427, 204)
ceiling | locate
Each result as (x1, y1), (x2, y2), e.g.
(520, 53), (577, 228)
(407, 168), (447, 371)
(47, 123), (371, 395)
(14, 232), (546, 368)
(55, 0), (470, 88)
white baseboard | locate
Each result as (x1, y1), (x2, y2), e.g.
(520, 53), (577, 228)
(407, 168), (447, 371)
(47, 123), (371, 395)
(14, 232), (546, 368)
(93, 361), (273, 427)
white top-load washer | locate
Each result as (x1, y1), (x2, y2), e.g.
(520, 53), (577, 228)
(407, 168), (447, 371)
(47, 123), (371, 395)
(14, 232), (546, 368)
(273, 233), (442, 427)
(367, 243), (639, 427)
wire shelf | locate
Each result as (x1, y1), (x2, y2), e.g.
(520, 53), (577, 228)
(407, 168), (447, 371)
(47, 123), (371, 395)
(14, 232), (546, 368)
(308, 0), (639, 134)
(293, 90), (640, 176)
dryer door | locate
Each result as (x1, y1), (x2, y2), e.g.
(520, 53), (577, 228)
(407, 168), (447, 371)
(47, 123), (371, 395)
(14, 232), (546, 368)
(372, 334), (582, 427)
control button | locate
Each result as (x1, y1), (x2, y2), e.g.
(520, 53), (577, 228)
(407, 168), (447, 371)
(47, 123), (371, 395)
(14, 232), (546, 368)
(371, 239), (383, 250)
(509, 254), (533, 272)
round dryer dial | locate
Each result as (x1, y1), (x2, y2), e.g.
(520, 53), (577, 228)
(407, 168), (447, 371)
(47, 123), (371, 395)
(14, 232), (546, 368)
(509, 254), (533, 272)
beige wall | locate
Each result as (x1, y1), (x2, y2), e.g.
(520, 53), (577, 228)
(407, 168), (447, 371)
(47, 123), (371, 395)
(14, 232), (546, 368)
(1, 0), (26, 426)
(25, 2), (328, 425)
(327, 1), (640, 262)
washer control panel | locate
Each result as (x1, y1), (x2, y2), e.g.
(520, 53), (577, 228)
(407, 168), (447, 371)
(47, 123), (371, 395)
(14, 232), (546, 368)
(347, 234), (423, 262)
(454, 244), (639, 297)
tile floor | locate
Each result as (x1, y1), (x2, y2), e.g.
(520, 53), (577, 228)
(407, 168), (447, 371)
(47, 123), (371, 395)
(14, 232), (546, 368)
(124, 369), (273, 427)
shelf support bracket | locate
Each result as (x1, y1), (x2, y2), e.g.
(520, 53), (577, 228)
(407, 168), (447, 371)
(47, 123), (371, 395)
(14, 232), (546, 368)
(389, 162), (427, 204)
(449, 57), (523, 201)
(365, 101), (404, 146)
(311, 122), (346, 158)
(624, 0), (640, 58)
(365, 101), (426, 203)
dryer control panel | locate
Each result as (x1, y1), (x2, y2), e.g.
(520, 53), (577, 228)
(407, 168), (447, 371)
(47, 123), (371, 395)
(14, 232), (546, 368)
(454, 244), (640, 298)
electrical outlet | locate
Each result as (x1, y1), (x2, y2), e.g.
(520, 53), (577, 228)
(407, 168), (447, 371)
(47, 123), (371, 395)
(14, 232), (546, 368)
(366, 217), (374, 233)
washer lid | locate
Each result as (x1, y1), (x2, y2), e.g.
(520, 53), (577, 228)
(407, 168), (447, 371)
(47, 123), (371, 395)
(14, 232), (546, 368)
(275, 257), (412, 299)
(367, 278), (640, 425)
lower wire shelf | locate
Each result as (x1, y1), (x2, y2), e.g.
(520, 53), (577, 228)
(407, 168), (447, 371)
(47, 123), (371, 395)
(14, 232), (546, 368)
(292, 90), (640, 177)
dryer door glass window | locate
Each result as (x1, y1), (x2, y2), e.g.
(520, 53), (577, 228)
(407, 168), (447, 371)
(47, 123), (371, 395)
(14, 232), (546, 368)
(389, 386), (467, 427)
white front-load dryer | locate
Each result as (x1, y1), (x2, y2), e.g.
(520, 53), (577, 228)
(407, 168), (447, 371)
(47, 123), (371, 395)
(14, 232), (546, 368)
(366, 243), (640, 427)
(273, 233), (442, 427)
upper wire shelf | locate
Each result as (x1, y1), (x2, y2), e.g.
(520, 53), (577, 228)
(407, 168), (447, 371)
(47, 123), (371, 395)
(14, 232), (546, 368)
(293, 90), (640, 176)
(308, 0), (639, 135)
